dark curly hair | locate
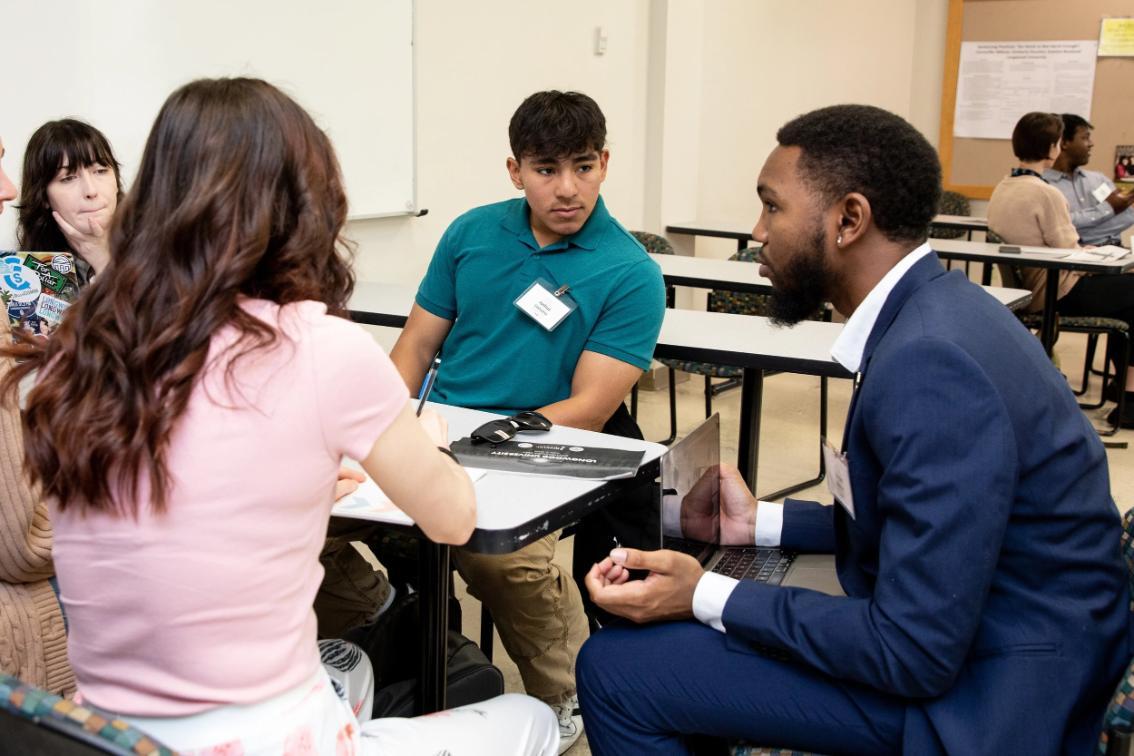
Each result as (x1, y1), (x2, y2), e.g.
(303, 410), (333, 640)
(776, 104), (941, 244)
(3, 78), (355, 516)
(1060, 113), (1092, 144)
(508, 90), (606, 161)
(17, 119), (124, 252)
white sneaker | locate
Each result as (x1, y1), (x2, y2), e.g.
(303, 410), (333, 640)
(552, 695), (583, 754)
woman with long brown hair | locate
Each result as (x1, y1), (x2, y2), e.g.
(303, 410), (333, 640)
(5, 78), (556, 754)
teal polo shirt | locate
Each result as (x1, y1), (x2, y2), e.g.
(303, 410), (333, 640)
(415, 196), (665, 416)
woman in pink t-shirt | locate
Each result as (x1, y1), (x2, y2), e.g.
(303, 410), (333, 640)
(3, 78), (556, 755)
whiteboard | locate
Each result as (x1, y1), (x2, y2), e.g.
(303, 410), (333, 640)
(2, 0), (415, 247)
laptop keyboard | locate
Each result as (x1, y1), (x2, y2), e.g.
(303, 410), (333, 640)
(711, 547), (796, 585)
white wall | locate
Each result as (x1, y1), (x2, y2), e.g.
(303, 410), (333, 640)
(347, 0), (653, 286)
(687, 0), (949, 259)
(4, 1), (952, 282)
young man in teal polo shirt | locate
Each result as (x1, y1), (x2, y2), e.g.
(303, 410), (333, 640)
(390, 90), (665, 752)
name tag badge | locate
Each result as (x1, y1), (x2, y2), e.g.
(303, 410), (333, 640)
(1093, 182), (1113, 204)
(514, 278), (577, 332)
(821, 437), (855, 519)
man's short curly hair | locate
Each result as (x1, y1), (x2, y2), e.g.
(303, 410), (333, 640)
(508, 91), (606, 161)
(776, 105), (942, 244)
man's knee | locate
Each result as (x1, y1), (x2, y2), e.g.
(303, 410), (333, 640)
(577, 629), (620, 704)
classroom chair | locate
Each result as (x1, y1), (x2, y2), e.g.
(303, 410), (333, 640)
(998, 264), (1129, 435)
(930, 190), (975, 277)
(0, 673), (173, 755)
(628, 230), (680, 444)
(627, 234), (830, 499)
(928, 190), (972, 240)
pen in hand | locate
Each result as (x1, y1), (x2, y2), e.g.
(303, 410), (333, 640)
(416, 356), (441, 416)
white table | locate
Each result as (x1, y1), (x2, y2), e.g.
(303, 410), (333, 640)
(333, 402), (665, 714)
(647, 252), (1032, 311)
(348, 284), (850, 496)
(929, 238), (1134, 354)
(666, 215), (990, 250)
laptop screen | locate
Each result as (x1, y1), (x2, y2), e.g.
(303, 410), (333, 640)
(660, 415), (722, 562)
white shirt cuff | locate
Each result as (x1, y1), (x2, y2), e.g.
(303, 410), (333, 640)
(692, 571), (739, 633)
(754, 500), (784, 546)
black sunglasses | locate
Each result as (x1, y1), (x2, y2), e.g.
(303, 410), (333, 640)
(470, 411), (553, 444)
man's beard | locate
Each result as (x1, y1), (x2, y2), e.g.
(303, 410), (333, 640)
(766, 225), (835, 326)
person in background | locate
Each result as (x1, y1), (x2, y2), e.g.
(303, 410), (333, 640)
(1045, 113), (1134, 247)
(578, 104), (1129, 755)
(17, 119), (122, 282)
(0, 135), (74, 695)
(2, 78), (557, 755)
(989, 111), (1134, 427)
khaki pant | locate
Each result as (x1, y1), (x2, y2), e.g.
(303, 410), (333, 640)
(315, 520), (392, 639)
(454, 530), (588, 705)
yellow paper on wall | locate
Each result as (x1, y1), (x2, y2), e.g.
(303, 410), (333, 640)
(1099, 18), (1134, 57)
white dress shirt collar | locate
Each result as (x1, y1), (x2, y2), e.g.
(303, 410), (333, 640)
(829, 243), (933, 373)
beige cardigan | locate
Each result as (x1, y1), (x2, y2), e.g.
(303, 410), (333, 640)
(0, 325), (74, 694)
(986, 174), (1082, 312)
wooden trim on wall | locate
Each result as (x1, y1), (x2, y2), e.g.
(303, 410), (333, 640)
(937, 0), (992, 199)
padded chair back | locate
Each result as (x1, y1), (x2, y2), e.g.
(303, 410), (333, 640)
(0, 674), (173, 756)
(709, 247), (771, 317)
(928, 190), (972, 240)
(630, 230), (675, 256)
(1099, 511), (1134, 755)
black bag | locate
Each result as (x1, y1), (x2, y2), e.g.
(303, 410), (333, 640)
(370, 630), (504, 718)
(344, 591), (503, 718)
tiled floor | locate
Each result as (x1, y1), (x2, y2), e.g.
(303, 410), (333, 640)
(448, 328), (1134, 755)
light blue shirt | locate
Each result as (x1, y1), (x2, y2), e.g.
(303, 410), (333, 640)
(1043, 166), (1134, 246)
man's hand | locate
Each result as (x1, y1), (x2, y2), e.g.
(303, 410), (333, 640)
(679, 466), (720, 543)
(53, 210), (111, 274)
(718, 463), (757, 545)
(1105, 189), (1134, 213)
(585, 548), (703, 624)
(678, 463), (757, 544)
(333, 467), (366, 501)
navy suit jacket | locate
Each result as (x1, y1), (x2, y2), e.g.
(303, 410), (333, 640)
(722, 254), (1131, 754)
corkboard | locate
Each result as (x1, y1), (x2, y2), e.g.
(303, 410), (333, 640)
(939, 0), (1134, 199)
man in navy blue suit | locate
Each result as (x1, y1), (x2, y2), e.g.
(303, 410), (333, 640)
(576, 105), (1132, 755)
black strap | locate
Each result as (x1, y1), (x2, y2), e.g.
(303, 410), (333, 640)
(437, 446), (460, 463)
(1011, 167), (1047, 182)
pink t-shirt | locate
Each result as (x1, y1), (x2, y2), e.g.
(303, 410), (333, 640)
(52, 299), (409, 716)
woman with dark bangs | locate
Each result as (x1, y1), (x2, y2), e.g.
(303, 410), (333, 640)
(17, 119), (123, 283)
(3, 78), (557, 754)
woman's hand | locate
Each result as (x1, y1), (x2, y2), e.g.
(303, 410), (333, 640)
(53, 210), (111, 274)
(333, 467), (366, 501)
(417, 408), (450, 448)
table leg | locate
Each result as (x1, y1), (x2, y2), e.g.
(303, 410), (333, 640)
(1040, 271), (1059, 356)
(416, 539), (449, 714)
(736, 368), (764, 493)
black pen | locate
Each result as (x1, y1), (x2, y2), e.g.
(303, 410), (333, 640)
(416, 357), (441, 416)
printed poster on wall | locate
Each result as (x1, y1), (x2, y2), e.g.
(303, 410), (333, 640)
(953, 41), (1098, 140)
